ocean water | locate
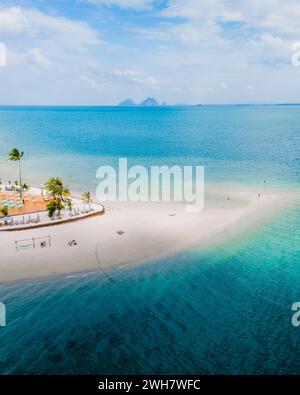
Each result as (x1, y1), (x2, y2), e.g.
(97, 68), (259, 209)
(0, 105), (300, 374)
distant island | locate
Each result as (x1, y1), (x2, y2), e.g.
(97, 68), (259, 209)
(140, 97), (159, 106)
(275, 103), (300, 106)
(118, 99), (136, 106)
(118, 98), (206, 107)
(119, 97), (161, 106)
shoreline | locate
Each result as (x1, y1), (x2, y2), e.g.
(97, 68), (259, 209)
(0, 183), (299, 284)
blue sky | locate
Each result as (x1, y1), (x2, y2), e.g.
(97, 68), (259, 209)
(0, 0), (300, 104)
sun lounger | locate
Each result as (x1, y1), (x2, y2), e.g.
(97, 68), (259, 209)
(1, 200), (8, 207)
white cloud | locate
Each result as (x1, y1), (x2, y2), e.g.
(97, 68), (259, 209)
(112, 69), (158, 87)
(81, 68), (159, 91)
(260, 33), (289, 50)
(1, 1), (300, 104)
(232, 1), (300, 36)
(83, 0), (153, 9)
(0, 6), (28, 34)
(80, 74), (107, 90)
(5, 46), (51, 69)
(129, 26), (171, 41)
(0, 6), (107, 104)
(162, 0), (225, 20)
(0, 6), (103, 50)
(136, 0), (295, 72)
(26, 48), (51, 68)
(162, 0), (300, 34)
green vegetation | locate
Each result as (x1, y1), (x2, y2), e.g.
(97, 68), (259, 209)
(8, 148), (24, 198)
(47, 199), (64, 218)
(66, 198), (72, 212)
(0, 207), (8, 217)
(45, 177), (70, 218)
(81, 191), (92, 204)
(45, 177), (70, 201)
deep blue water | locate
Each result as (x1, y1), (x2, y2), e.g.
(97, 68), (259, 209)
(0, 105), (299, 189)
(0, 105), (300, 374)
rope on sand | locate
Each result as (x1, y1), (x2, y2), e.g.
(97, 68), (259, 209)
(95, 242), (116, 284)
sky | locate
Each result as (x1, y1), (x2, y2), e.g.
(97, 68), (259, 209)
(0, 0), (300, 105)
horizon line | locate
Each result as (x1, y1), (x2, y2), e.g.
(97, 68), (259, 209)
(0, 103), (300, 107)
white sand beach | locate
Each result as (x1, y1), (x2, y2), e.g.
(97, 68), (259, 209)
(0, 183), (298, 283)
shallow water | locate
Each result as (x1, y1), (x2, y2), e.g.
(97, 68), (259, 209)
(0, 105), (299, 374)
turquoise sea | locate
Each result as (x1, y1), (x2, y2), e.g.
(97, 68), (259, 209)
(0, 105), (300, 374)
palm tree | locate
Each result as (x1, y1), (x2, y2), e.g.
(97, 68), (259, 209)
(45, 177), (71, 218)
(47, 199), (64, 218)
(0, 207), (8, 217)
(66, 198), (72, 212)
(81, 191), (92, 204)
(45, 177), (70, 201)
(8, 148), (24, 198)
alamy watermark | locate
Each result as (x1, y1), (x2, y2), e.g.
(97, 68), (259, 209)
(291, 42), (300, 67)
(0, 42), (6, 68)
(96, 158), (204, 212)
(0, 302), (6, 327)
(291, 302), (300, 327)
